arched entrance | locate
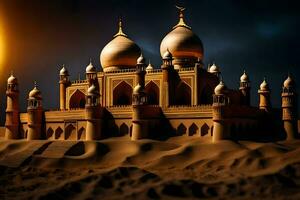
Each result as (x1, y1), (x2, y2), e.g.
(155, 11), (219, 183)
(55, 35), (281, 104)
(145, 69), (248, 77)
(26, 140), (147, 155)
(120, 123), (129, 136)
(69, 90), (86, 109)
(113, 81), (132, 105)
(145, 81), (159, 105)
(175, 81), (191, 105)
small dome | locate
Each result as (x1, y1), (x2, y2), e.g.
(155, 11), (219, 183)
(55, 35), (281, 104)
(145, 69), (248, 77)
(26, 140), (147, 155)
(59, 66), (69, 76)
(86, 61), (96, 73)
(29, 84), (42, 99)
(240, 71), (249, 82)
(209, 63), (219, 73)
(137, 54), (146, 65)
(87, 84), (99, 95)
(146, 61), (154, 71)
(163, 49), (172, 60)
(100, 19), (141, 72)
(214, 81), (227, 95)
(7, 74), (17, 84)
(283, 75), (295, 88)
(260, 79), (269, 91)
(133, 84), (144, 94)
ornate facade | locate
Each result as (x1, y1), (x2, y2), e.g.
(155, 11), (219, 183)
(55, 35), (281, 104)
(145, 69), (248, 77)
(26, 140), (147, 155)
(3, 8), (299, 142)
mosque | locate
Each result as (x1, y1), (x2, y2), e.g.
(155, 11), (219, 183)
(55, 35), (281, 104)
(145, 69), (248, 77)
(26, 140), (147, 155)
(3, 7), (299, 142)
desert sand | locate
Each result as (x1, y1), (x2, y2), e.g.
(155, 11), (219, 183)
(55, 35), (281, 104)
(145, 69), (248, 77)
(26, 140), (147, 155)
(1, 136), (300, 199)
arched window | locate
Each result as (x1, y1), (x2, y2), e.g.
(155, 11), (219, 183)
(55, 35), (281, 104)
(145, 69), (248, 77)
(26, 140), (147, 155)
(200, 85), (213, 104)
(78, 127), (86, 140)
(69, 90), (86, 109)
(119, 123), (129, 136)
(177, 123), (187, 135)
(55, 127), (63, 140)
(46, 127), (54, 139)
(175, 82), (191, 105)
(113, 81), (132, 105)
(65, 124), (76, 140)
(201, 123), (210, 136)
(188, 123), (198, 136)
(145, 81), (159, 105)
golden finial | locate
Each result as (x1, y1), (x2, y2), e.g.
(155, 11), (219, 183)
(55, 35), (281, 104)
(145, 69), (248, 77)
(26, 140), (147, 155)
(34, 81), (37, 88)
(174, 5), (191, 29)
(114, 17), (127, 37)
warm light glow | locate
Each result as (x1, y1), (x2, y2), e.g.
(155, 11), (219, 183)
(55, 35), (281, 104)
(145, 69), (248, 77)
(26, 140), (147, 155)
(0, 18), (5, 71)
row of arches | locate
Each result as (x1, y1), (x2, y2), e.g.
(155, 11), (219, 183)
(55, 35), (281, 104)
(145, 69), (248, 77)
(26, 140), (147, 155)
(46, 125), (86, 140)
(176, 123), (213, 137)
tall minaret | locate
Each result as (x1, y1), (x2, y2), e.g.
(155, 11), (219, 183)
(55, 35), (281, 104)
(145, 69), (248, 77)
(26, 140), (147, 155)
(5, 73), (20, 139)
(161, 49), (173, 107)
(239, 70), (251, 106)
(281, 74), (298, 140)
(258, 78), (271, 111)
(27, 82), (43, 140)
(212, 80), (229, 142)
(85, 84), (101, 140)
(132, 54), (148, 140)
(85, 60), (97, 87)
(59, 65), (70, 110)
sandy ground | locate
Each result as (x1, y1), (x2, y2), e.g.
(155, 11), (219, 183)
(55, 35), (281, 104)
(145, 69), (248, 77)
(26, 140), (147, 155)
(1, 136), (300, 199)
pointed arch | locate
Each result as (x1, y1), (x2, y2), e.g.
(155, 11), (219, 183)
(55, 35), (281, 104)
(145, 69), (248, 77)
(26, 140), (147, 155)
(188, 123), (198, 136)
(55, 127), (63, 140)
(46, 127), (54, 139)
(200, 85), (213, 104)
(145, 81), (159, 105)
(177, 123), (187, 136)
(65, 124), (76, 140)
(120, 123), (129, 136)
(69, 90), (86, 109)
(78, 127), (86, 140)
(113, 81), (132, 105)
(175, 81), (191, 105)
(201, 123), (209, 136)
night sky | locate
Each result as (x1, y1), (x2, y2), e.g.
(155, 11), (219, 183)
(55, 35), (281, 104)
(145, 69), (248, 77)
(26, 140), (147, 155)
(0, 0), (299, 125)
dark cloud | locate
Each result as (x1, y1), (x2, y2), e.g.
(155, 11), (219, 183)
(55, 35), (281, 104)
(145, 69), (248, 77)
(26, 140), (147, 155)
(0, 0), (299, 125)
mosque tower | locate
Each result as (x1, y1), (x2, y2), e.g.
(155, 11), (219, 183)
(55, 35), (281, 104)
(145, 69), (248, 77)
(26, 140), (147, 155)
(85, 84), (102, 140)
(258, 78), (271, 111)
(5, 73), (20, 139)
(212, 80), (229, 142)
(59, 65), (70, 110)
(281, 75), (298, 140)
(85, 60), (97, 87)
(161, 49), (173, 107)
(132, 54), (149, 140)
(27, 82), (43, 140)
(239, 70), (251, 106)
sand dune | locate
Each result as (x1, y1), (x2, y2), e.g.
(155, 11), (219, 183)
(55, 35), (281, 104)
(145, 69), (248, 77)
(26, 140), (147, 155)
(1, 137), (300, 199)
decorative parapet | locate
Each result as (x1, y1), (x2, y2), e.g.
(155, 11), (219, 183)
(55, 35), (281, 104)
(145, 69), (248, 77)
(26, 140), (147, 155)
(104, 68), (136, 74)
(176, 67), (195, 72)
(71, 79), (88, 85)
(146, 69), (163, 74)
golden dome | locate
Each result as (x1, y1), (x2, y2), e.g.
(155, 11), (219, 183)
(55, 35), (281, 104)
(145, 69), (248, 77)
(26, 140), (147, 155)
(214, 81), (227, 95)
(100, 19), (141, 72)
(7, 74), (17, 84)
(259, 78), (270, 91)
(240, 70), (249, 82)
(59, 65), (69, 76)
(283, 75), (295, 88)
(160, 7), (203, 69)
(209, 63), (220, 73)
(29, 82), (42, 99)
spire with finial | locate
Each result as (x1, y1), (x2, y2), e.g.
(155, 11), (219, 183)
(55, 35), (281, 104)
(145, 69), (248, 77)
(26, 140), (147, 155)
(173, 5), (191, 29)
(34, 81), (37, 88)
(114, 17), (127, 37)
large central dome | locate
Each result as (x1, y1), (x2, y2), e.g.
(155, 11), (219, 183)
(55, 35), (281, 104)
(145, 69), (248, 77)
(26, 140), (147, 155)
(100, 20), (141, 72)
(160, 8), (203, 69)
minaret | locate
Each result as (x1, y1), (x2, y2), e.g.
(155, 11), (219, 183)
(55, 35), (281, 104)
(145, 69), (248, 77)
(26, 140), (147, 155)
(85, 84), (101, 140)
(132, 54), (148, 140)
(27, 82), (43, 140)
(5, 73), (20, 139)
(161, 49), (173, 107)
(59, 65), (70, 110)
(281, 74), (298, 140)
(258, 78), (271, 111)
(86, 59), (97, 87)
(208, 63), (221, 78)
(212, 80), (229, 142)
(239, 70), (251, 106)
